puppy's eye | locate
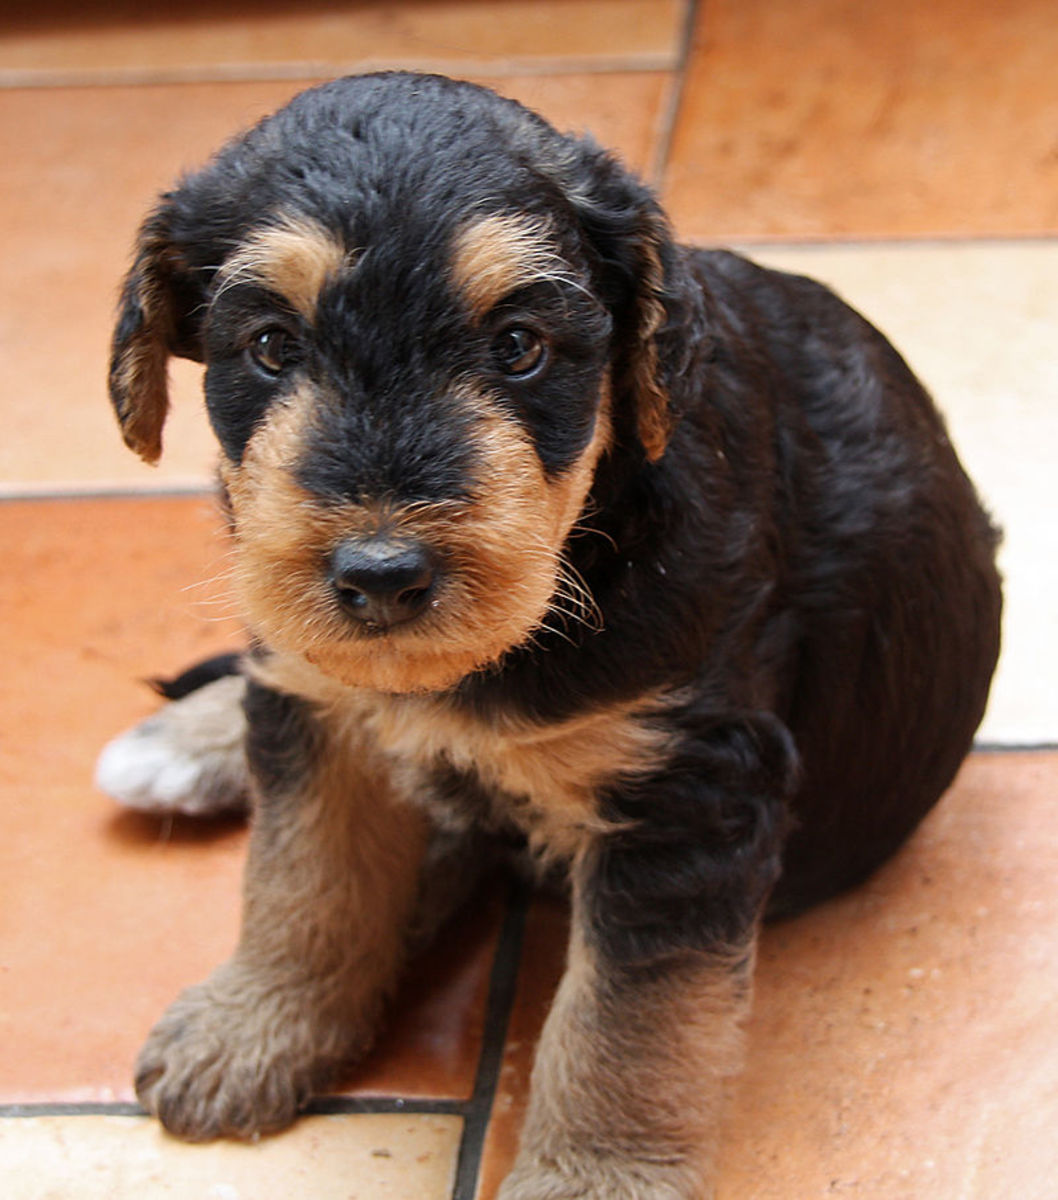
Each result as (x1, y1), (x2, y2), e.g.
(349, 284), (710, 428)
(248, 328), (300, 376)
(493, 327), (547, 379)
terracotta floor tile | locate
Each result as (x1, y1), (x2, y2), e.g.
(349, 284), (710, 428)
(485, 71), (671, 182)
(664, 0), (1058, 241)
(0, 72), (669, 496)
(472, 754), (1058, 1198)
(740, 240), (1058, 745)
(1, 83), (310, 496)
(719, 751), (1058, 1198)
(0, 496), (246, 1103)
(1, 0), (684, 85)
(0, 1112), (462, 1200)
(0, 497), (495, 1105)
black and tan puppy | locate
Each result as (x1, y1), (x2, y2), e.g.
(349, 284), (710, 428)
(102, 73), (1001, 1198)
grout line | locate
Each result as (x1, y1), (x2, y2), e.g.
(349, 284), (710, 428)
(451, 877), (533, 1200)
(648, 0), (701, 192)
(306, 1095), (467, 1117)
(723, 231), (1058, 250)
(0, 55), (679, 91)
(0, 486), (215, 504)
(0, 1103), (147, 1119)
(0, 1097), (469, 1121)
(974, 742), (1058, 754)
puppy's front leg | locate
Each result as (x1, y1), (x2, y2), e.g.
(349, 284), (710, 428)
(501, 715), (795, 1200)
(136, 679), (429, 1140)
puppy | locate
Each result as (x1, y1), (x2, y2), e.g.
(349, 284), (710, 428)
(103, 72), (1001, 1198)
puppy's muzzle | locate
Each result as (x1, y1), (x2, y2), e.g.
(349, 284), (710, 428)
(329, 536), (438, 630)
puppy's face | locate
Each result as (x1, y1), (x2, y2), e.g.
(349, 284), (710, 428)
(109, 74), (678, 693)
(209, 209), (613, 692)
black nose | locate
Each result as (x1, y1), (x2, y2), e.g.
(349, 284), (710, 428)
(329, 537), (436, 628)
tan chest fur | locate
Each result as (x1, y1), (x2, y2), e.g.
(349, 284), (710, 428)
(255, 652), (672, 859)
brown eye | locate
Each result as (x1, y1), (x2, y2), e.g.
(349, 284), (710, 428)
(493, 327), (547, 378)
(249, 328), (299, 376)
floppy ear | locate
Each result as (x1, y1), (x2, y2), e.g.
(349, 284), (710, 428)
(604, 201), (679, 463)
(549, 141), (701, 464)
(109, 198), (206, 464)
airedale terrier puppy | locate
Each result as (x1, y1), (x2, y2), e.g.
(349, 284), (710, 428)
(99, 73), (1002, 1198)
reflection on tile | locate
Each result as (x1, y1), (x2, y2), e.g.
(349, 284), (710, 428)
(739, 240), (1058, 744)
(0, 72), (669, 496)
(348, 883), (505, 1101)
(1, 0), (684, 85)
(665, 0), (1058, 240)
(718, 752), (1058, 1198)
(0, 1113), (462, 1200)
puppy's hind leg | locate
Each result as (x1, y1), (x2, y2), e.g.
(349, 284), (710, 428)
(135, 676), (432, 1141)
(95, 668), (250, 817)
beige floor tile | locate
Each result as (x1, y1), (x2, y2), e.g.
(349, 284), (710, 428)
(0, 72), (669, 496)
(740, 239), (1058, 744)
(0, 1112), (462, 1200)
(664, 0), (1058, 241)
(2, 0), (684, 85)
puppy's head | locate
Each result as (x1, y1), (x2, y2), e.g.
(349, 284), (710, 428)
(110, 73), (691, 693)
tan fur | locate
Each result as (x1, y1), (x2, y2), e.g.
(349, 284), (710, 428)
(500, 872), (756, 1200)
(450, 214), (580, 318)
(135, 697), (430, 1140)
(111, 331), (169, 464)
(255, 651), (675, 861)
(215, 216), (350, 319)
(452, 209), (675, 462)
(630, 230), (672, 463)
(221, 378), (614, 695)
(370, 691), (670, 860)
(110, 227), (185, 464)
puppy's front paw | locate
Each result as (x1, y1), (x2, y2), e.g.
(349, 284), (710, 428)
(135, 966), (353, 1141)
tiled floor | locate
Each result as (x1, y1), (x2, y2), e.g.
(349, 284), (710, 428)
(1, 2), (1055, 1197)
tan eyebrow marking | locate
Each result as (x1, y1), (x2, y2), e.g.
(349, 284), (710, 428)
(215, 216), (352, 320)
(450, 213), (582, 318)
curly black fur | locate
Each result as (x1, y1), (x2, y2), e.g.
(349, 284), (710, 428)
(112, 69), (1001, 918)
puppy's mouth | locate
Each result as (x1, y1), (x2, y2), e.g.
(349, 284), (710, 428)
(225, 511), (527, 692)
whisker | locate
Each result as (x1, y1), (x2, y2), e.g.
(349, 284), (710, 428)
(567, 521), (618, 553)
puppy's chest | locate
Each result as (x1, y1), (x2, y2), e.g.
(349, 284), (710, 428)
(366, 697), (670, 859)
